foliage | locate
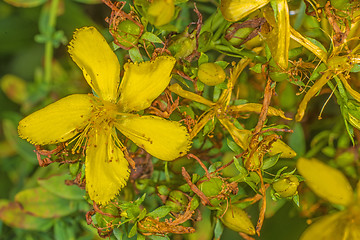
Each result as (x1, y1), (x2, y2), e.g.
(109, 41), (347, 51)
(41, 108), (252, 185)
(1, 0), (360, 239)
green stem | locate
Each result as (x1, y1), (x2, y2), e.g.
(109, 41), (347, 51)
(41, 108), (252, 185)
(43, 0), (60, 85)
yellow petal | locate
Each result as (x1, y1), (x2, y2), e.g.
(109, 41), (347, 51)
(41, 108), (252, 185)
(68, 27), (120, 102)
(300, 211), (345, 240)
(118, 56), (176, 112)
(220, 0), (270, 22)
(18, 94), (93, 145)
(86, 127), (129, 205)
(297, 158), (354, 206)
(116, 115), (190, 161)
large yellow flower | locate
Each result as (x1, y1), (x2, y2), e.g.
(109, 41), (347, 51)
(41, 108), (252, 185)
(18, 27), (191, 205)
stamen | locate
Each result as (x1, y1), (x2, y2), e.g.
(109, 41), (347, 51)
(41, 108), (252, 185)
(70, 124), (92, 154)
(115, 123), (152, 143)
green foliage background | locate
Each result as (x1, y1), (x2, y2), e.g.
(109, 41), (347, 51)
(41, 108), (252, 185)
(1, 0), (359, 239)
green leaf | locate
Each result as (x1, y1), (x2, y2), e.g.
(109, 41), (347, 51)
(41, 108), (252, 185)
(249, 63), (262, 73)
(214, 218), (224, 239)
(15, 187), (78, 218)
(147, 206), (172, 218)
(113, 228), (123, 240)
(138, 208), (147, 221)
(129, 48), (143, 62)
(215, 61), (229, 69)
(350, 64), (360, 73)
(262, 153), (281, 170)
(140, 32), (163, 43)
(72, 0), (102, 4)
(148, 235), (170, 240)
(226, 138), (242, 155)
(0, 202), (53, 231)
(54, 220), (75, 240)
(198, 53), (209, 66)
(4, 0), (47, 7)
(2, 118), (37, 165)
(128, 223), (137, 238)
(306, 37), (327, 53)
(38, 174), (85, 200)
(196, 80), (205, 92)
(233, 156), (247, 175)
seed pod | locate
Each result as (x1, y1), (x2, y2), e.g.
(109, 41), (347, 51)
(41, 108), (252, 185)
(272, 175), (299, 198)
(198, 63), (226, 86)
(95, 204), (121, 231)
(114, 20), (141, 48)
(165, 190), (189, 213)
(220, 205), (255, 235)
(225, 24), (254, 46)
(197, 177), (225, 206)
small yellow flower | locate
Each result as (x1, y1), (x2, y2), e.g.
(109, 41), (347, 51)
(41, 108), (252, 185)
(18, 27), (191, 205)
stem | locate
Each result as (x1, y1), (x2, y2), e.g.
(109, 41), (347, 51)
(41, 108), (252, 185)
(43, 0), (60, 85)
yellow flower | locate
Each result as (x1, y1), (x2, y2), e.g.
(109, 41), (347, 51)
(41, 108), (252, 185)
(18, 27), (191, 205)
(297, 158), (360, 239)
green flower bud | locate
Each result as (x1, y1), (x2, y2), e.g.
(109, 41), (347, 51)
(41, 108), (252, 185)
(272, 175), (299, 198)
(165, 190), (189, 212)
(219, 205), (255, 235)
(114, 20), (141, 48)
(198, 63), (226, 86)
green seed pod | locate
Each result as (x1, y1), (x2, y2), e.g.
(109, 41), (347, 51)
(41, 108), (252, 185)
(220, 205), (255, 235)
(198, 63), (226, 86)
(114, 20), (141, 48)
(165, 190), (189, 212)
(225, 25), (254, 46)
(197, 177), (225, 206)
(272, 175), (299, 198)
(95, 204), (121, 230)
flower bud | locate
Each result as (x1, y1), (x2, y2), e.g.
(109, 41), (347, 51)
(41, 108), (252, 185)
(219, 205), (255, 235)
(198, 63), (226, 86)
(147, 0), (174, 26)
(114, 20), (142, 48)
(165, 190), (189, 213)
(272, 175), (299, 198)
(220, 0), (270, 22)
